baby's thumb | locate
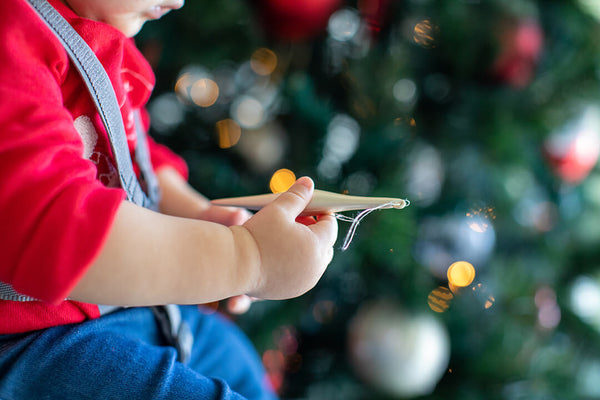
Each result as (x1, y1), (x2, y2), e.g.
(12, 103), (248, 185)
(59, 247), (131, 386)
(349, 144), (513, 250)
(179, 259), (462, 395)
(272, 177), (314, 218)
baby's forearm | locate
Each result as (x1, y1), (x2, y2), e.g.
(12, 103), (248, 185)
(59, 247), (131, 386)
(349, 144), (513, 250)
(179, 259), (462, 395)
(68, 201), (261, 306)
(156, 167), (210, 219)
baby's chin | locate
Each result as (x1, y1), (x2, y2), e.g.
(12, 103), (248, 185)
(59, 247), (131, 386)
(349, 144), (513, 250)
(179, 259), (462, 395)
(112, 18), (149, 38)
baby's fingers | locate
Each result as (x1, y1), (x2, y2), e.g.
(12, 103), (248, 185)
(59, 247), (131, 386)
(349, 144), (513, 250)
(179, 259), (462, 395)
(309, 214), (338, 248)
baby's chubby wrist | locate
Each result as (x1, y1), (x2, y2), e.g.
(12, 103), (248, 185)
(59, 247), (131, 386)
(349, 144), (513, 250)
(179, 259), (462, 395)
(229, 225), (263, 296)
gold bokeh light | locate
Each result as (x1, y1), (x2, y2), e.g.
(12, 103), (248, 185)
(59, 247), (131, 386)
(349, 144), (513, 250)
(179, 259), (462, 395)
(466, 206), (496, 233)
(174, 73), (193, 103)
(413, 19), (438, 48)
(250, 47), (278, 76)
(428, 286), (454, 313)
(216, 119), (242, 149)
(190, 78), (219, 107)
(447, 261), (476, 288)
(270, 169), (296, 193)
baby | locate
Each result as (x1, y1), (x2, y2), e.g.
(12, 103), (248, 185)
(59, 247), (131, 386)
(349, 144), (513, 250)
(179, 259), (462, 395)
(0, 0), (338, 399)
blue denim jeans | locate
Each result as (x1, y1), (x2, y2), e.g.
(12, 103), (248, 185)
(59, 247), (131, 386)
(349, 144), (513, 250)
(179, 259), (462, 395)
(0, 305), (277, 400)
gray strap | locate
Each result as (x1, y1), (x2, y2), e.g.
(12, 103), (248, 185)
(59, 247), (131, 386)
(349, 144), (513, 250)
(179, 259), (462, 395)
(134, 111), (161, 208)
(26, 0), (155, 209)
(0, 282), (36, 302)
(1, 0), (161, 302)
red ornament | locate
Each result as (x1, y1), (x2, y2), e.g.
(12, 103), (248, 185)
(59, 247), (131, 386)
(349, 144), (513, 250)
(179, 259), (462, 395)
(252, 0), (343, 42)
(544, 108), (600, 184)
(491, 18), (544, 88)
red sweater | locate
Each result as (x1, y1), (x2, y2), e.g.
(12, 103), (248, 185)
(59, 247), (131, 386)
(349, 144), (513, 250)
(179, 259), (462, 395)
(0, 0), (188, 333)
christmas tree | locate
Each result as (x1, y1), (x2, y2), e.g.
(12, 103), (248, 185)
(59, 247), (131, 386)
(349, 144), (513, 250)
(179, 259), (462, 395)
(138, 0), (600, 398)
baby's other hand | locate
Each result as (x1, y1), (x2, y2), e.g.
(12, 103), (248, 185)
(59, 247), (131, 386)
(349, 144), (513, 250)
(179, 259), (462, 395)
(226, 295), (259, 314)
(197, 205), (252, 226)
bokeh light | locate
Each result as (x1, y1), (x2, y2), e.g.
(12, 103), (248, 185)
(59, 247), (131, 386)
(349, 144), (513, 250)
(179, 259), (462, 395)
(404, 143), (444, 207)
(535, 286), (561, 330)
(270, 168), (296, 193)
(250, 48), (278, 76)
(216, 118), (242, 149)
(447, 261), (476, 288)
(393, 78), (418, 105)
(263, 349), (285, 371)
(580, 0), (600, 21)
(147, 93), (184, 134)
(328, 8), (361, 42)
(262, 349), (285, 393)
(174, 72), (194, 103)
(394, 116), (417, 127)
(472, 283), (495, 309)
(190, 78), (219, 107)
(569, 275), (600, 328)
(318, 114), (360, 181)
(323, 114), (360, 163)
(427, 287), (453, 313)
(274, 325), (299, 356)
(235, 123), (286, 172)
(413, 19), (438, 48)
(231, 95), (264, 129)
(466, 206), (496, 233)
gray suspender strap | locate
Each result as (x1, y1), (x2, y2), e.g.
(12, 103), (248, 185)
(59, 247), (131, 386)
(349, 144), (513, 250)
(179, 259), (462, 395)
(0, 283), (37, 302)
(134, 111), (161, 205)
(26, 0), (159, 209)
(0, 0), (161, 302)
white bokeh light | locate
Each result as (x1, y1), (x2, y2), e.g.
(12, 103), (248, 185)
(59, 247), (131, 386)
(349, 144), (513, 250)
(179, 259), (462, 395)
(393, 78), (418, 104)
(231, 95), (264, 129)
(328, 8), (361, 42)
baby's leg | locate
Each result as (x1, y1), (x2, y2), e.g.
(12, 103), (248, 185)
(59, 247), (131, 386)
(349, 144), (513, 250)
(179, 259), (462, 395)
(0, 306), (276, 400)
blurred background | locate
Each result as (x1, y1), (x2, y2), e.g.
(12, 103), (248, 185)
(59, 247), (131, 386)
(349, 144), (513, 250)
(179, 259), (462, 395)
(137, 0), (600, 398)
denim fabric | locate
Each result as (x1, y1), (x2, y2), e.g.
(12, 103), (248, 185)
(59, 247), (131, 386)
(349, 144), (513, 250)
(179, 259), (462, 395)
(0, 305), (277, 400)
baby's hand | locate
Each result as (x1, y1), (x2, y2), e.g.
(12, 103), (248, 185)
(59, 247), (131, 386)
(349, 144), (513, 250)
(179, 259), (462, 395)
(242, 177), (338, 300)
